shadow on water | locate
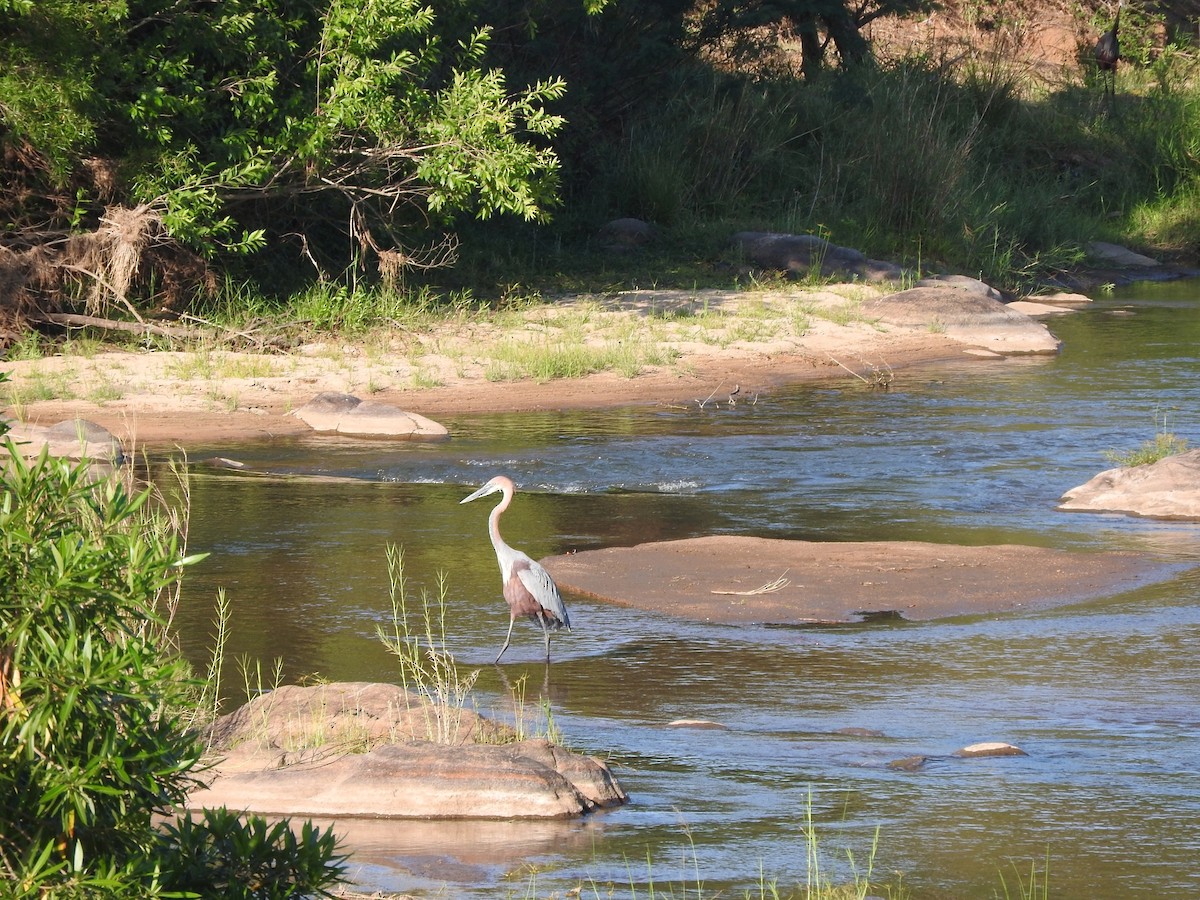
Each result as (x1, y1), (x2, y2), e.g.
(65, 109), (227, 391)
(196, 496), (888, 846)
(171, 281), (1200, 898)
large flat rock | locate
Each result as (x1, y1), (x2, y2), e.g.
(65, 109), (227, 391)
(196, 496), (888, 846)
(540, 536), (1168, 624)
(1059, 449), (1200, 520)
(189, 683), (626, 819)
(861, 287), (1061, 354)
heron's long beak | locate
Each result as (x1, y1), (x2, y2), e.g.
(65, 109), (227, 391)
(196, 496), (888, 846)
(460, 484), (496, 504)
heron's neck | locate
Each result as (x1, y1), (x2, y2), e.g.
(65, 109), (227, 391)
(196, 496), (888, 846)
(488, 505), (510, 555)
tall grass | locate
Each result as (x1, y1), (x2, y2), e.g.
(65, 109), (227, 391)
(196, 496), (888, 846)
(454, 40), (1200, 297)
(551, 794), (897, 900)
(376, 545), (480, 743)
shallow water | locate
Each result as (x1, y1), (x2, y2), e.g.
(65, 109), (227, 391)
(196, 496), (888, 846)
(172, 281), (1200, 898)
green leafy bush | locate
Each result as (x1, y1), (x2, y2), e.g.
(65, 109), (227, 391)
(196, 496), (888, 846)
(0, 444), (203, 893)
(158, 807), (347, 899)
(0, 427), (346, 896)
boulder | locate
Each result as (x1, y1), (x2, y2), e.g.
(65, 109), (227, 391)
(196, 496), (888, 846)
(190, 740), (625, 820)
(191, 682), (627, 820)
(731, 231), (902, 283)
(916, 274), (1004, 300)
(599, 217), (658, 250)
(1058, 449), (1200, 520)
(1085, 241), (1160, 268)
(860, 286), (1061, 354)
(2, 418), (124, 463)
(291, 391), (448, 439)
(954, 741), (1027, 758)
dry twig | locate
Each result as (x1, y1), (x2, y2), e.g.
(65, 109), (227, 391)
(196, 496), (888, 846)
(711, 570), (791, 595)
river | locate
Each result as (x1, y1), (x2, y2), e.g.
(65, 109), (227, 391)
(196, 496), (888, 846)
(171, 279), (1200, 898)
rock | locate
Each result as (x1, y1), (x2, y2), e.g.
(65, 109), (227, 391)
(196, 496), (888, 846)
(667, 719), (730, 730)
(860, 286), (1061, 354)
(1006, 300), (1076, 316)
(190, 739), (625, 820)
(201, 456), (247, 470)
(1085, 241), (1160, 268)
(599, 217), (658, 250)
(731, 231), (902, 283)
(887, 755), (929, 771)
(916, 274), (1004, 300)
(291, 391), (448, 439)
(2, 418), (124, 463)
(192, 682), (627, 820)
(1039, 291), (1093, 306)
(541, 535), (1163, 625)
(1058, 449), (1200, 520)
(954, 741), (1027, 758)
(835, 727), (886, 738)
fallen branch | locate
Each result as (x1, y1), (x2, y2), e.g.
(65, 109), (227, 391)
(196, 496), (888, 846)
(711, 570), (791, 595)
(828, 355), (893, 389)
(34, 312), (208, 341)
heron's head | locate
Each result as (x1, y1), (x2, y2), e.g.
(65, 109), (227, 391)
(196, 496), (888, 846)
(460, 475), (514, 505)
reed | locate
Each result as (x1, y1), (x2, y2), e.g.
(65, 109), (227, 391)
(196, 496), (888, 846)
(376, 545), (480, 744)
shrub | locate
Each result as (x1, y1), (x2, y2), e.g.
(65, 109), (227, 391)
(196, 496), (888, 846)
(0, 424), (347, 896)
(158, 808), (347, 900)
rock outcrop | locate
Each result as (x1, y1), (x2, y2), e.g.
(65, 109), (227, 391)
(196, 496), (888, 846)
(2, 418), (124, 463)
(731, 231), (903, 282)
(860, 286), (1061, 354)
(1058, 449), (1200, 520)
(190, 682), (627, 819)
(291, 392), (448, 439)
(540, 535), (1164, 625)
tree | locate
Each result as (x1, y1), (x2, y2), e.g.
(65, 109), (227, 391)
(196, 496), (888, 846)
(0, 0), (568, 312)
(695, 0), (934, 79)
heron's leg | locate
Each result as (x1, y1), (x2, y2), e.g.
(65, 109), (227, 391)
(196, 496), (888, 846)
(539, 615), (552, 661)
(495, 617), (516, 664)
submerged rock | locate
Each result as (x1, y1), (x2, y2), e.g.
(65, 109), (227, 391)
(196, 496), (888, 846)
(667, 719), (730, 730)
(954, 741), (1028, 758)
(1058, 449), (1200, 520)
(887, 755), (929, 771)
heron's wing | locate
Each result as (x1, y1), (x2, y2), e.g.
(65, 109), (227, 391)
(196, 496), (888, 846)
(516, 562), (571, 630)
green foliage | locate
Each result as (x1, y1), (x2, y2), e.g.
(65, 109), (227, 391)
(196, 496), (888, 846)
(0, 431), (347, 896)
(0, 444), (202, 892)
(1104, 407), (1190, 468)
(158, 807), (347, 899)
(377, 545), (480, 742)
(1105, 431), (1190, 468)
(1, 0), (570, 268)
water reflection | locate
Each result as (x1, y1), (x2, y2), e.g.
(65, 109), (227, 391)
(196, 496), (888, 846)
(173, 281), (1200, 898)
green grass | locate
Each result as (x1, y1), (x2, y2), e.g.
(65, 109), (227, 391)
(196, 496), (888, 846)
(1104, 408), (1190, 467)
(1105, 430), (1190, 467)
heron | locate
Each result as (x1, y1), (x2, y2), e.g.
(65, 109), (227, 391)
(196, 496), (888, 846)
(1095, 1), (1123, 96)
(460, 475), (571, 663)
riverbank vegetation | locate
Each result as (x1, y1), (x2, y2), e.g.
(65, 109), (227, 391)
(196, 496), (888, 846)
(2, 1), (1200, 352)
(0, 408), (348, 897)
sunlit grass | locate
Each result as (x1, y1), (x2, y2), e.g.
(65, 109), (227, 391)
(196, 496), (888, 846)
(526, 793), (913, 900)
(1104, 407), (1190, 467)
(1105, 430), (1189, 467)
